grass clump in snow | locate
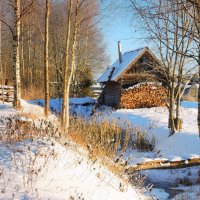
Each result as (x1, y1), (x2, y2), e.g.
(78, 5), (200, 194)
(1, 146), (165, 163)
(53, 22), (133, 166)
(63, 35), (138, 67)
(68, 116), (155, 160)
(0, 115), (60, 143)
(69, 117), (128, 159)
(134, 128), (155, 151)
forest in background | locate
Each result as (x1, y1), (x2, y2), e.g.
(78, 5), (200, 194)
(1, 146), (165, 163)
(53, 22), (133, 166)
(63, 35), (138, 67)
(0, 0), (108, 99)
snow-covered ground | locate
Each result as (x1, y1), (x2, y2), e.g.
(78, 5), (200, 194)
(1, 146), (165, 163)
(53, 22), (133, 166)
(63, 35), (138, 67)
(30, 97), (95, 117)
(29, 99), (200, 163)
(0, 101), (147, 200)
(0, 102), (16, 118)
(110, 105), (199, 163)
(143, 166), (200, 186)
(4, 98), (199, 199)
(0, 138), (145, 200)
(102, 101), (199, 200)
(113, 106), (199, 162)
(142, 166), (200, 200)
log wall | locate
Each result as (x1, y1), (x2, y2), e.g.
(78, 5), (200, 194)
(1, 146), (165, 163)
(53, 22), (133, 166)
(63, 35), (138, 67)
(103, 82), (121, 107)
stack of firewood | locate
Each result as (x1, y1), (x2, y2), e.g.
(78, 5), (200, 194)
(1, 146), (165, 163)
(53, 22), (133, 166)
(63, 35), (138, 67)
(120, 83), (167, 109)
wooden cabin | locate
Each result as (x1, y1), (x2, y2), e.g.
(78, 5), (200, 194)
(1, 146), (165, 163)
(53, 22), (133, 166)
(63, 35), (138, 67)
(97, 44), (162, 107)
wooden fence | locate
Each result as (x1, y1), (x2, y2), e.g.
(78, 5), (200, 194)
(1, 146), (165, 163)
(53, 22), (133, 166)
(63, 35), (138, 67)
(0, 85), (14, 103)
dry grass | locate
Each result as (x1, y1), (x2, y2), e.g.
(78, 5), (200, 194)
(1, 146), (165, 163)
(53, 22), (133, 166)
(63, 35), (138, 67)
(21, 86), (44, 100)
(68, 116), (155, 161)
(0, 115), (61, 143)
(19, 112), (42, 120)
(67, 116), (155, 190)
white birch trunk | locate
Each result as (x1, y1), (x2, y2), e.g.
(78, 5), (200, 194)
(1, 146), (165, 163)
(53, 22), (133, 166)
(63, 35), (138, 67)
(62, 0), (79, 130)
(13, 0), (21, 109)
(62, 0), (73, 128)
(65, 0), (79, 129)
(44, 0), (50, 117)
(0, 4), (4, 104)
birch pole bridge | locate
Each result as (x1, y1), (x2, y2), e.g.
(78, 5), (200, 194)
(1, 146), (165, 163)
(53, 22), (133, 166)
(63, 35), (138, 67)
(126, 158), (200, 171)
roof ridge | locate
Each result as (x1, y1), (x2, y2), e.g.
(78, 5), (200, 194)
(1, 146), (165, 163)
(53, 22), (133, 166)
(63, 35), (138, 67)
(123, 47), (148, 55)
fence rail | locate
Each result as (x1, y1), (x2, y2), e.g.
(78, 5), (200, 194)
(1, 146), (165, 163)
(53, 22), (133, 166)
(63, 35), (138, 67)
(0, 85), (14, 103)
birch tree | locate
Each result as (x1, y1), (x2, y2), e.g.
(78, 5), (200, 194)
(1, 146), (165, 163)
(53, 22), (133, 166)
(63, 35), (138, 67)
(0, 0), (35, 107)
(131, 0), (195, 134)
(0, 2), (3, 103)
(62, 0), (80, 130)
(183, 0), (200, 137)
(13, 0), (22, 109)
(44, 0), (50, 116)
(61, 0), (73, 128)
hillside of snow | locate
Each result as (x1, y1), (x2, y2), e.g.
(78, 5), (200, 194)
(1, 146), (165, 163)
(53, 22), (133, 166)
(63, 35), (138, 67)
(0, 138), (145, 200)
(0, 101), (147, 200)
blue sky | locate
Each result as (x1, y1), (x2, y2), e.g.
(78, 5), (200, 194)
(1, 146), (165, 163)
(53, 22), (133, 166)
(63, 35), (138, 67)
(99, 1), (146, 64)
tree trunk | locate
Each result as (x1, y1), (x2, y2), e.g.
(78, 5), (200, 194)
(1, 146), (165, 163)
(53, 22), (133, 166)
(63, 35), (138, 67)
(44, 0), (50, 117)
(21, 26), (25, 79)
(13, 0), (21, 109)
(186, 0), (200, 139)
(61, 0), (73, 128)
(169, 86), (176, 135)
(176, 87), (182, 131)
(197, 7), (200, 138)
(198, 43), (200, 138)
(65, 0), (79, 128)
(0, 5), (4, 104)
(175, 69), (183, 132)
(28, 20), (32, 87)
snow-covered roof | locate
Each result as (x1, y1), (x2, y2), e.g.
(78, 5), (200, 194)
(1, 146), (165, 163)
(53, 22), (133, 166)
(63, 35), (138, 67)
(192, 84), (199, 88)
(97, 47), (148, 83)
(183, 84), (199, 89)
